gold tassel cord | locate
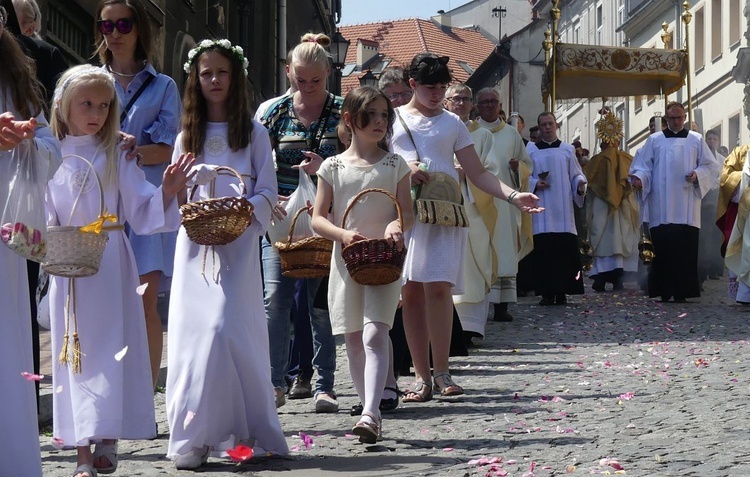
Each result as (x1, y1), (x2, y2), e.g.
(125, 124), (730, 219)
(200, 245), (220, 284)
(59, 278), (83, 373)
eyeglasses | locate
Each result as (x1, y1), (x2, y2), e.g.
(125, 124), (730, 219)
(96, 18), (135, 35)
(387, 91), (413, 101)
(477, 99), (499, 106)
(0, 7), (7, 26)
(447, 95), (472, 104)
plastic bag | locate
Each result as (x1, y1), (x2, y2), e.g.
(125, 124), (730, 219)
(268, 167), (317, 246)
(1, 141), (48, 262)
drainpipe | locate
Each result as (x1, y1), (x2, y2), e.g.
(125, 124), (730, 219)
(278, 0), (288, 93)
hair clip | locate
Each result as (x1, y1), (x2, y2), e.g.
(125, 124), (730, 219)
(418, 56), (450, 67)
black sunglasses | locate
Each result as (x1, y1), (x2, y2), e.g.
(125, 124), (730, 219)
(418, 56), (450, 67)
(97, 18), (135, 35)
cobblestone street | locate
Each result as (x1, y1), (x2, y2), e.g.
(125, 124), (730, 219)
(39, 277), (750, 476)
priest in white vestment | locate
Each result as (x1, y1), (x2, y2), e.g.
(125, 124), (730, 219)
(527, 112), (587, 305)
(583, 113), (639, 292)
(629, 102), (719, 302)
(718, 145), (748, 301)
(445, 84), (495, 341)
(475, 87), (534, 320)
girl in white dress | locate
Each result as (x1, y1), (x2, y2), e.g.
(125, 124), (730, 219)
(47, 65), (193, 477)
(0, 9), (60, 475)
(165, 39), (287, 469)
(312, 86), (414, 443)
(390, 53), (543, 403)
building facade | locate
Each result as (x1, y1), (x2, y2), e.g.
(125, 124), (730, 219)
(38, 0), (340, 106)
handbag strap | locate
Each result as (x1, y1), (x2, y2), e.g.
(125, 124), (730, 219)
(306, 93), (335, 154)
(120, 74), (155, 125)
(395, 109), (421, 162)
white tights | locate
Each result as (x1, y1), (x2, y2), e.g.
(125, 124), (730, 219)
(345, 322), (390, 418)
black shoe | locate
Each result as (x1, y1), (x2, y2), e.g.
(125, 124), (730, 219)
(555, 294), (567, 305)
(463, 330), (482, 348)
(612, 279), (624, 291)
(288, 375), (312, 400)
(673, 297), (686, 303)
(380, 386), (401, 413)
(350, 402), (363, 416)
(592, 280), (605, 292)
(493, 303), (514, 322)
(539, 296), (555, 306)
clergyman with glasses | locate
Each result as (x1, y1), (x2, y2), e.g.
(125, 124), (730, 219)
(629, 101), (719, 303)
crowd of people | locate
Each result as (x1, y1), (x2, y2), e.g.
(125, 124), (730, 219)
(1, 0), (744, 475)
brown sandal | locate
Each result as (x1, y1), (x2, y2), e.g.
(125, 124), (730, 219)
(352, 411), (381, 444)
(402, 380), (433, 403)
(433, 372), (464, 396)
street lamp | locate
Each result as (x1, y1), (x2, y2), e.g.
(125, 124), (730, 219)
(359, 70), (378, 87)
(330, 30), (350, 95)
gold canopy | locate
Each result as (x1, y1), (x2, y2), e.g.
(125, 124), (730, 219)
(542, 43), (688, 100)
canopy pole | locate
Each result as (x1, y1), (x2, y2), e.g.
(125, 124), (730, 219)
(681, 1), (694, 126)
(660, 22), (672, 114)
(550, 0), (561, 114)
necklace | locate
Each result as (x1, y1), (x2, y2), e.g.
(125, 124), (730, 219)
(107, 62), (145, 78)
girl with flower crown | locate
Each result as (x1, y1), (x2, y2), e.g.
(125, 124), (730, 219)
(47, 64), (193, 477)
(165, 39), (287, 470)
(94, 0), (182, 390)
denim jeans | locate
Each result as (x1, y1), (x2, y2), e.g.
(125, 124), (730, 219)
(262, 238), (336, 395)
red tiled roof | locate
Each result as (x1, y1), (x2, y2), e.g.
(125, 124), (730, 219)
(339, 19), (495, 95)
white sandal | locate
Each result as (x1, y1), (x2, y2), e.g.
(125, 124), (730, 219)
(92, 442), (117, 474)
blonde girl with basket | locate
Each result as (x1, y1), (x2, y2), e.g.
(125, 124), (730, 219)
(165, 39), (288, 470)
(391, 53), (543, 403)
(312, 86), (414, 443)
(47, 65), (193, 477)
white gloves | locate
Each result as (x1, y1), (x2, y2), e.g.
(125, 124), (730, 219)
(188, 164), (218, 186)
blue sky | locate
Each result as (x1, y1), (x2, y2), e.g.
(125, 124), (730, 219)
(340, 0), (473, 25)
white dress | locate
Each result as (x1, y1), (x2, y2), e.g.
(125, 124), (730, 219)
(47, 134), (179, 445)
(317, 153), (411, 335)
(166, 122), (288, 458)
(391, 108), (473, 291)
(0, 99), (59, 476)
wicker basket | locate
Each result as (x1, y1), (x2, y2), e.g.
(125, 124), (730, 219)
(275, 206), (333, 278)
(43, 155), (110, 278)
(180, 166), (254, 246)
(341, 188), (407, 286)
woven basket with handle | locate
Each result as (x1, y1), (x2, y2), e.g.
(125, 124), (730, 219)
(180, 166), (254, 246)
(275, 206), (333, 278)
(341, 188), (407, 286)
(43, 155), (110, 278)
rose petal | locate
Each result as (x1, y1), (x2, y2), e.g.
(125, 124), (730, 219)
(136, 283), (149, 295)
(21, 372), (44, 381)
(226, 444), (253, 462)
(114, 346), (128, 361)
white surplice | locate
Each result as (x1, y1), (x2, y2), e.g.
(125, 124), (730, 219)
(629, 130), (719, 228)
(47, 135), (179, 445)
(0, 101), (59, 476)
(166, 122), (288, 459)
(526, 141), (586, 234)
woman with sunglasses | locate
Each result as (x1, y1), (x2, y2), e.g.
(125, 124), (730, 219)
(94, 0), (181, 408)
(0, 5), (61, 476)
(391, 53), (542, 403)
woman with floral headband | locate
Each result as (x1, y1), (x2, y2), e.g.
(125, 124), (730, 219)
(165, 38), (287, 470)
(94, 0), (181, 393)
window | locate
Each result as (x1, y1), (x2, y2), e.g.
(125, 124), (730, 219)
(712, 0), (722, 59)
(729, 113), (741, 148)
(730, 0), (741, 46)
(617, 0), (625, 45)
(596, 4), (603, 45)
(573, 20), (580, 44)
(695, 7), (705, 69)
(634, 95), (642, 112)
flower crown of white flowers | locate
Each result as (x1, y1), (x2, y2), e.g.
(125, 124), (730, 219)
(183, 39), (249, 76)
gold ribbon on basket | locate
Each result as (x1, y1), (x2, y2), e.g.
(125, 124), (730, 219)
(79, 212), (121, 234)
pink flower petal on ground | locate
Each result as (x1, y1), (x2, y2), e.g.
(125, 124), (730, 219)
(226, 444), (253, 463)
(618, 392), (635, 400)
(21, 372), (44, 381)
(443, 447), (454, 452)
(299, 432), (313, 449)
(114, 346), (128, 361)
(136, 283), (148, 295)
(344, 433), (357, 439)
(678, 312), (687, 318)
(420, 428), (430, 434)
(290, 445), (300, 451)
(506, 460), (517, 464)
(51, 437), (65, 448)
